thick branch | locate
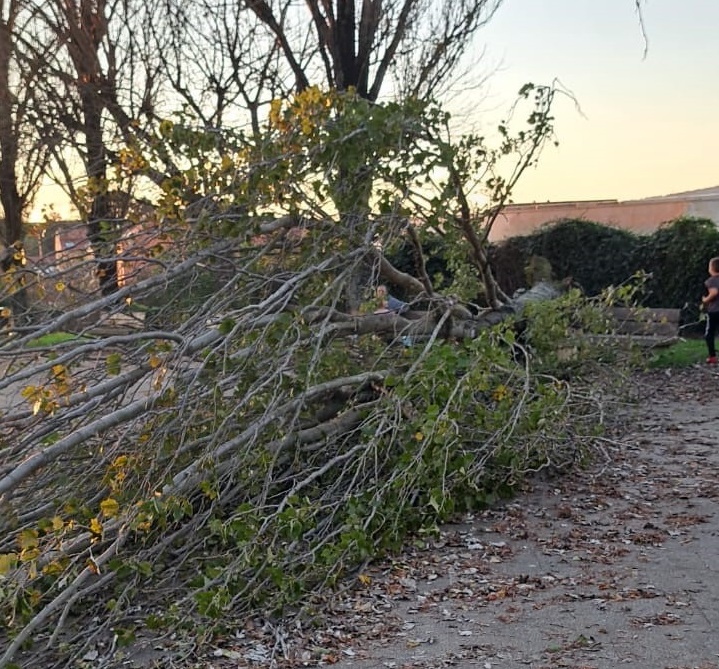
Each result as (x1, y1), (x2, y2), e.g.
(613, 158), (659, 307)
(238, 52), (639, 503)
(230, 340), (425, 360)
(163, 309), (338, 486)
(245, 0), (310, 91)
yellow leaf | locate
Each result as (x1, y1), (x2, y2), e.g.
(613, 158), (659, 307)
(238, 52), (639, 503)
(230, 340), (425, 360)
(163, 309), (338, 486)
(52, 516), (64, 532)
(358, 573), (371, 586)
(112, 455), (128, 468)
(100, 498), (120, 518)
(55, 281), (66, 292)
(17, 529), (38, 551)
(89, 517), (103, 537)
(148, 354), (161, 369)
(0, 307), (11, 319)
(20, 547), (40, 562)
(300, 117), (313, 135)
(492, 384), (509, 402)
(32, 398), (42, 415)
(152, 371), (166, 390)
(269, 98), (282, 126)
(414, 432), (423, 442)
(42, 560), (64, 576)
(0, 553), (18, 576)
(21, 385), (36, 399)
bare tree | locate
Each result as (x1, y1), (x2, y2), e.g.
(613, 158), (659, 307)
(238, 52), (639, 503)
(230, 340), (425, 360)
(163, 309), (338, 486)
(24, 0), (169, 295)
(0, 0), (50, 247)
(152, 0), (285, 134)
(0, 1), (23, 247)
(245, 0), (503, 101)
(0, 0), (55, 324)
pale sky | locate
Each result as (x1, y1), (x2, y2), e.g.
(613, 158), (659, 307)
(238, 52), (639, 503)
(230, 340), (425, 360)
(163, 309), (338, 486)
(470, 0), (719, 204)
(31, 0), (719, 220)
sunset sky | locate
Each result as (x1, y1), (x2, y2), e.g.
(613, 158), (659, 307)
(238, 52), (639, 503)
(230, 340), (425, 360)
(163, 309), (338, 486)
(472, 0), (719, 204)
(31, 0), (719, 220)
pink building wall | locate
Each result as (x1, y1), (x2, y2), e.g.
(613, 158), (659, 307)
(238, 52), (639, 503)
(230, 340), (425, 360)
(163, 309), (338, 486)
(489, 186), (719, 241)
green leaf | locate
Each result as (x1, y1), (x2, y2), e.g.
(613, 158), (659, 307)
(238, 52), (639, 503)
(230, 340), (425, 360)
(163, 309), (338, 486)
(218, 318), (236, 335)
(106, 352), (122, 376)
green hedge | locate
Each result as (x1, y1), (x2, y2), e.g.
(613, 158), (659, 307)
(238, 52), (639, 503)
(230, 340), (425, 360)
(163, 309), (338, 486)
(637, 218), (719, 320)
(490, 219), (640, 297)
(491, 217), (719, 323)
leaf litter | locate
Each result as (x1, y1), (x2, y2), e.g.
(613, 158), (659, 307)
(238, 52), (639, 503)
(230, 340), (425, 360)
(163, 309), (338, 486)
(102, 369), (719, 669)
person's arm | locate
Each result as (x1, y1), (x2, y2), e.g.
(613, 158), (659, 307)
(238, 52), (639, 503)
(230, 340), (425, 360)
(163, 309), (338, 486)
(702, 286), (719, 305)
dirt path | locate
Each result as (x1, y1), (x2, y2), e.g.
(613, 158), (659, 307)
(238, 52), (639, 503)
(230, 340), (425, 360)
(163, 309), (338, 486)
(312, 367), (719, 669)
(62, 367), (719, 669)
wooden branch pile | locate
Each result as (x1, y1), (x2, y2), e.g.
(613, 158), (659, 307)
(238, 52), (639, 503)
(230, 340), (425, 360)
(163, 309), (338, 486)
(0, 236), (599, 669)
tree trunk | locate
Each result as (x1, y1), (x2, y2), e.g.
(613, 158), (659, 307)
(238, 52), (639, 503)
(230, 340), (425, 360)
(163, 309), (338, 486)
(0, 21), (24, 247)
(83, 96), (119, 295)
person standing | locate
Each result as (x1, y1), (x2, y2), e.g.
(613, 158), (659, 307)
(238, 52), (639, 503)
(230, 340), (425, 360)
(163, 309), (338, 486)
(701, 256), (719, 364)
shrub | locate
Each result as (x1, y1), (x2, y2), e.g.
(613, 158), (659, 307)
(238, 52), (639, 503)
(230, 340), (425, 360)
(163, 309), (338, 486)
(491, 219), (641, 297)
(635, 217), (719, 322)
(491, 217), (719, 323)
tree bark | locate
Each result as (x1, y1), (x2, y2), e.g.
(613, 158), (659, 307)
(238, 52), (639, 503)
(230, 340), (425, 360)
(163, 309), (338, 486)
(0, 19), (24, 246)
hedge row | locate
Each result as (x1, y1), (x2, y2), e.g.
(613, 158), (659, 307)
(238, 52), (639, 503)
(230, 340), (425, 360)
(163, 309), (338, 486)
(490, 217), (719, 323)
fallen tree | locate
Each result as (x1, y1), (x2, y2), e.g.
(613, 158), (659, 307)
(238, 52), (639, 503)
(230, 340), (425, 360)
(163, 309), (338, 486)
(0, 228), (615, 668)
(0, 90), (618, 668)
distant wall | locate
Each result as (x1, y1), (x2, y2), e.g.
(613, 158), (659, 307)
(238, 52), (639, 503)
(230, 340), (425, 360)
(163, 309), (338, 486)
(489, 195), (719, 241)
(687, 199), (719, 221)
(490, 199), (688, 240)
